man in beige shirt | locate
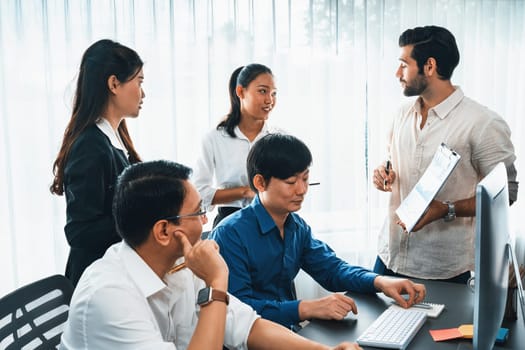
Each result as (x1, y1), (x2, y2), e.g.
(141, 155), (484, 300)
(373, 25), (518, 282)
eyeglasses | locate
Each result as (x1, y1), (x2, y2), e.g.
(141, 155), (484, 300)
(162, 206), (207, 222)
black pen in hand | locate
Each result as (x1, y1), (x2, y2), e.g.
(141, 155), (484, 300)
(383, 160), (391, 190)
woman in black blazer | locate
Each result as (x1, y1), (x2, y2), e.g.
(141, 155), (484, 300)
(51, 39), (145, 286)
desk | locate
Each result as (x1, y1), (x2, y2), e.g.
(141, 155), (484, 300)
(299, 280), (524, 349)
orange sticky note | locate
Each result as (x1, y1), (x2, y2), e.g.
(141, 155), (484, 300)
(429, 328), (464, 342)
(458, 324), (474, 339)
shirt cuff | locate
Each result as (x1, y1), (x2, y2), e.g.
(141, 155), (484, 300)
(285, 299), (302, 325)
(363, 272), (380, 293)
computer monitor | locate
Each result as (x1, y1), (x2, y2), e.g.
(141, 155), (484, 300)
(473, 162), (511, 349)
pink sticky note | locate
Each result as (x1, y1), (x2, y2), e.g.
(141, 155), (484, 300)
(429, 328), (464, 342)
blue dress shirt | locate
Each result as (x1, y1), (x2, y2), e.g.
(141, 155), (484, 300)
(211, 195), (378, 328)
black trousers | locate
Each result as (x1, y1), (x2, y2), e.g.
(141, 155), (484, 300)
(373, 256), (471, 285)
(213, 206), (241, 228)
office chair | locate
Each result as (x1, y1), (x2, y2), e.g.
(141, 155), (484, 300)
(0, 274), (74, 350)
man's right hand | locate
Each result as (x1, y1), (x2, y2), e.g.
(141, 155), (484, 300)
(298, 293), (358, 321)
(373, 163), (396, 192)
(174, 232), (229, 290)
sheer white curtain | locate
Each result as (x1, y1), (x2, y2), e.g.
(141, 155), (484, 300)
(1, 0), (524, 296)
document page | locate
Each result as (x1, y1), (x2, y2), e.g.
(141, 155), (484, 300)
(396, 143), (461, 233)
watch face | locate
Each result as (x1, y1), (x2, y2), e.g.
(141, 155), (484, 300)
(444, 201), (456, 222)
(197, 287), (211, 305)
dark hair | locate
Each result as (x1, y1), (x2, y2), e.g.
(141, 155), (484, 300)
(51, 39), (143, 195)
(247, 134), (312, 193)
(112, 160), (192, 248)
(399, 25), (460, 80)
(217, 63), (273, 137)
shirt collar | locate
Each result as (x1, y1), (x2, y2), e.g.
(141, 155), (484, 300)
(233, 123), (270, 141)
(96, 118), (127, 151)
(119, 242), (194, 300)
(251, 195), (299, 235)
(412, 86), (464, 120)
(119, 242), (167, 298)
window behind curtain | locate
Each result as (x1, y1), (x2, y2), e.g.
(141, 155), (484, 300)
(0, 0), (523, 296)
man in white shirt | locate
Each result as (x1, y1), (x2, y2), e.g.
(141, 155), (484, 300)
(373, 25), (518, 282)
(59, 160), (359, 349)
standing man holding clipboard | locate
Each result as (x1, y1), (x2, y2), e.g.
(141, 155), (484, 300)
(372, 26), (518, 283)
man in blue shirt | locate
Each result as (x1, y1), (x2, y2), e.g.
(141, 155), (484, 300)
(211, 134), (426, 329)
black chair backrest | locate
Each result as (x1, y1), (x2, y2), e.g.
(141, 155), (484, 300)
(0, 274), (74, 350)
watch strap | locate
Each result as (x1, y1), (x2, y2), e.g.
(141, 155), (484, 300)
(209, 288), (229, 305)
(198, 287), (229, 306)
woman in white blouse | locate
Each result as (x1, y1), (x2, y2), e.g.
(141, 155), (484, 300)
(193, 64), (279, 227)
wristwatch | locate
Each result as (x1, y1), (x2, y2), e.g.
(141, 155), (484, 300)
(197, 287), (229, 306)
(443, 201), (456, 222)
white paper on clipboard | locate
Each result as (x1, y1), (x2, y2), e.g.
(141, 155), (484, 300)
(395, 143), (461, 233)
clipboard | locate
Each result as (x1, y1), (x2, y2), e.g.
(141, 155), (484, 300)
(395, 143), (461, 233)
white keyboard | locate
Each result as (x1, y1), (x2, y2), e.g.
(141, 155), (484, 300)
(356, 306), (427, 349)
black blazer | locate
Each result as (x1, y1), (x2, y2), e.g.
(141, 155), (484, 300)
(63, 125), (130, 286)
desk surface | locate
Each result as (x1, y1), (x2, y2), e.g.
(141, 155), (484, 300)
(298, 280), (524, 349)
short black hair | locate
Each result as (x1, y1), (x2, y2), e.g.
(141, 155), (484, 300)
(247, 134), (312, 192)
(113, 160), (192, 248)
(399, 25), (460, 80)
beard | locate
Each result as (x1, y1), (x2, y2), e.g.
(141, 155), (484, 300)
(402, 74), (428, 97)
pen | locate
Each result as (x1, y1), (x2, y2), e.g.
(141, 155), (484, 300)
(410, 303), (432, 310)
(383, 160), (391, 190)
(392, 301), (432, 309)
(309, 182), (320, 186)
(168, 262), (187, 274)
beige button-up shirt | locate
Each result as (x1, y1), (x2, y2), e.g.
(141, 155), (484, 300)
(378, 87), (516, 279)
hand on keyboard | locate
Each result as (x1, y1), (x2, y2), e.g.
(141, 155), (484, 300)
(373, 276), (426, 308)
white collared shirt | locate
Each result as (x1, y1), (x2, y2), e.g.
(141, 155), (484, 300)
(96, 117), (128, 156)
(59, 242), (259, 350)
(192, 124), (282, 211)
(378, 87), (516, 279)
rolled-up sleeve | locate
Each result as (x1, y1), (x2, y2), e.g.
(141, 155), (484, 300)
(224, 295), (260, 349)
